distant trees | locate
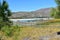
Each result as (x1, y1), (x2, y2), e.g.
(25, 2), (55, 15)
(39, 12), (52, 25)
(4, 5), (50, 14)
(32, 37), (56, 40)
(0, 0), (12, 29)
(50, 8), (56, 17)
(51, 0), (60, 18)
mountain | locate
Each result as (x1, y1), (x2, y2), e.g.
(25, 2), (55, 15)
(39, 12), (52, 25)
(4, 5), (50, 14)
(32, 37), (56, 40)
(10, 8), (51, 19)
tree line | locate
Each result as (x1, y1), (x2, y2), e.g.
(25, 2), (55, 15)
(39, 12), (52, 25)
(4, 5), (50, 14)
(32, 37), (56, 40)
(51, 0), (60, 18)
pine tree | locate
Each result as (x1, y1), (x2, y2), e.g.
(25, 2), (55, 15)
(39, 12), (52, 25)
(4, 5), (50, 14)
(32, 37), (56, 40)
(0, 0), (12, 27)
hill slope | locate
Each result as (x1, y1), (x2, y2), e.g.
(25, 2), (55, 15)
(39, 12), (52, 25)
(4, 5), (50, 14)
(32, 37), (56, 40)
(10, 8), (51, 19)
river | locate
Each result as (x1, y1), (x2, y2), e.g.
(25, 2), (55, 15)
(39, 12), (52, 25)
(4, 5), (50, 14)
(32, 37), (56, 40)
(10, 18), (54, 22)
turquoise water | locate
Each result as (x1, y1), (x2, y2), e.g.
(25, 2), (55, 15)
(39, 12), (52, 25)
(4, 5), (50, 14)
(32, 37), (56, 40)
(10, 19), (39, 22)
(10, 18), (53, 22)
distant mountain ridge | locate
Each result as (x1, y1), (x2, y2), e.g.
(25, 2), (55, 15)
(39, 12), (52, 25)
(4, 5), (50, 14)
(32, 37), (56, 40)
(10, 8), (51, 19)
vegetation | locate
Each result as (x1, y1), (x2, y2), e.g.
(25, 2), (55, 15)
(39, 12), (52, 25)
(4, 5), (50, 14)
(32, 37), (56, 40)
(0, 0), (60, 40)
(0, 0), (12, 29)
(0, 26), (20, 40)
(50, 8), (56, 18)
(51, 0), (60, 18)
(0, 0), (13, 40)
(0, 19), (60, 40)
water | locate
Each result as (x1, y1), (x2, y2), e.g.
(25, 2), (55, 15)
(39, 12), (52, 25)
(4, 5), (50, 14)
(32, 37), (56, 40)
(10, 18), (53, 22)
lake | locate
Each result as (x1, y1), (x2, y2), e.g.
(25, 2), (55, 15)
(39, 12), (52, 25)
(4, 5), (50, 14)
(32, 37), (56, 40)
(10, 18), (54, 22)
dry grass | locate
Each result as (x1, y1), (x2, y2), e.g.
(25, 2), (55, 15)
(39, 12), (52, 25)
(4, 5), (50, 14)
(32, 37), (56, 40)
(20, 26), (60, 40)
(0, 19), (60, 40)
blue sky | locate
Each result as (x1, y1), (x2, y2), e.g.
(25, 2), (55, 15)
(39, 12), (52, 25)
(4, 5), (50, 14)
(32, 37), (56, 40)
(2, 0), (57, 12)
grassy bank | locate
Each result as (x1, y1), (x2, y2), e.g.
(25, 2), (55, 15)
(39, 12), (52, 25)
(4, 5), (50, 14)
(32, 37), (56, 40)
(0, 19), (60, 40)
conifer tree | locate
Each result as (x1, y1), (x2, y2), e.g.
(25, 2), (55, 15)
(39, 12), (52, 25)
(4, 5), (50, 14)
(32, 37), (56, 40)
(0, 0), (12, 27)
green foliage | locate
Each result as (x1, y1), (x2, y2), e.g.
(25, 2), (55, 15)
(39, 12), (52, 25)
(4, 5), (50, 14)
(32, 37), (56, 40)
(50, 0), (60, 18)
(1, 26), (12, 37)
(55, 0), (60, 5)
(0, 0), (20, 39)
(50, 8), (56, 17)
(0, 0), (12, 29)
(1, 26), (20, 37)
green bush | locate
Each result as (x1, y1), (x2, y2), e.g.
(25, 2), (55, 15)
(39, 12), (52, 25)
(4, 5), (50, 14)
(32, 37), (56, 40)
(1, 26), (13, 37)
(0, 21), (13, 30)
(1, 26), (20, 37)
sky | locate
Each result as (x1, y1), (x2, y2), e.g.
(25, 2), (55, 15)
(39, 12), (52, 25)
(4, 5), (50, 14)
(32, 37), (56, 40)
(1, 0), (57, 12)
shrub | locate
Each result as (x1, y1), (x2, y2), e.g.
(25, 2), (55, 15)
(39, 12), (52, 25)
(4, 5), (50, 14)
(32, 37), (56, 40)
(1, 26), (20, 37)
(1, 26), (13, 37)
